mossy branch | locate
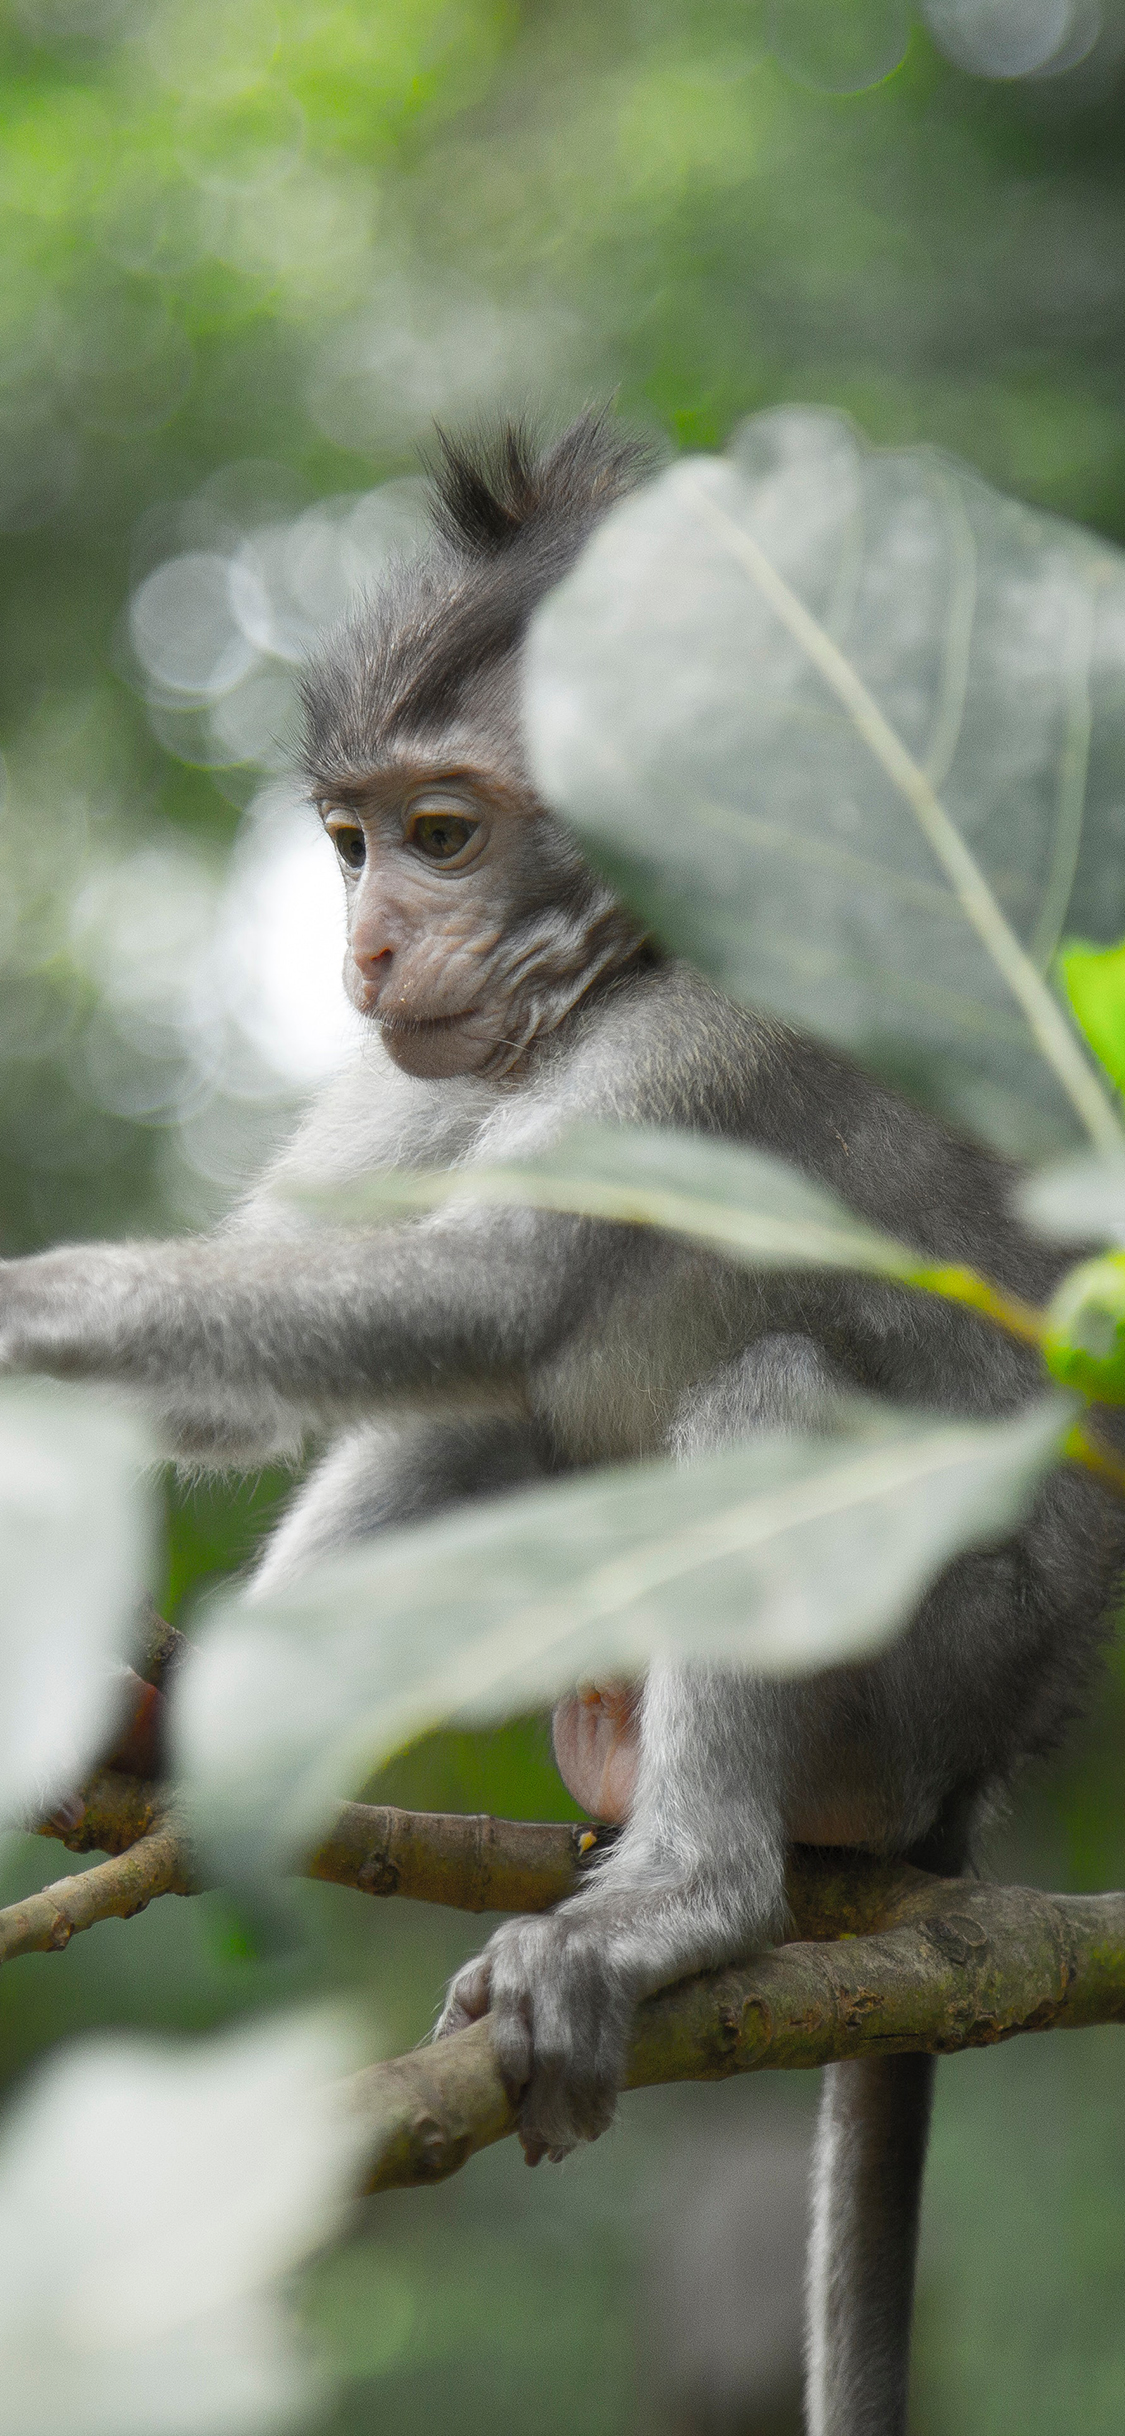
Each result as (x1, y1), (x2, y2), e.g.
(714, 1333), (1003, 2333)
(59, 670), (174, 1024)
(347, 1871), (1125, 2193)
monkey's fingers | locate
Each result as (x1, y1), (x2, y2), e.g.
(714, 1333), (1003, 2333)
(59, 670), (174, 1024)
(486, 1988), (536, 2116)
(438, 1939), (542, 2125)
(484, 1915), (626, 2163)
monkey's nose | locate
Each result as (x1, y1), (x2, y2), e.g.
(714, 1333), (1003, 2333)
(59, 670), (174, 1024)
(350, 944), (393, 1014)
(355, 944), (393, 987)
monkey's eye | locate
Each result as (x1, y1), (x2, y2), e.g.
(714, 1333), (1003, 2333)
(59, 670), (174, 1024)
(330, 827), (366, 872)
(405, 810), (478, 862)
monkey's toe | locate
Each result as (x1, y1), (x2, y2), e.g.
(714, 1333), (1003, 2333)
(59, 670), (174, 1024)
(434, 1954), (493, 2038)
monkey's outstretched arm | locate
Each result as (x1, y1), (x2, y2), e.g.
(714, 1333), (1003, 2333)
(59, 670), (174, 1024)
(0, 1209), (597, 1441)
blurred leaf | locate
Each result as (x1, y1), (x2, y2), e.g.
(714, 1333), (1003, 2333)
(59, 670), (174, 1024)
(304, 1120), (924, 1280)
(0, 2014), (365, 2436)
(174, 1399), (1067, 1877)
(525, 408), (1125, 1161)
(308, 1123), (1041, 1341)
(769, 0), (911, 93)
(1019, 1150), (1125, 1245)
(0, 1381), (156, 1823)
(920, 0), (1098, 81)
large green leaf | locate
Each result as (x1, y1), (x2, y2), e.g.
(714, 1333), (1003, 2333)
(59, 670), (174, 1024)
(525, 407), (1125, 1161)
(301, 1121), (923, 1281)
(0, 2016), (363, 2436)
(174, 1399), (1067, 1877)
(0, 1382), (156, 1824)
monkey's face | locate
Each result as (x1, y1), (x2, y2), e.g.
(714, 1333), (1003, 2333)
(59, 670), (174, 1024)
(318, 761), (604, 1079)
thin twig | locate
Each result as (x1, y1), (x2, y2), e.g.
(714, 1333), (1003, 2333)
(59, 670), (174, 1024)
(30, 1777), (935, 1930)
(135, 1606), (192, 1691)
(16, 1781), (925, 1971)
(12, 1784), (617, 1963)
(0, 1826), (194, 1964)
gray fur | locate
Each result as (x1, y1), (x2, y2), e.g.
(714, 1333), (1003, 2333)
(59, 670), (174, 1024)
(807, 2054), (936, 2436)
(2, 416), (1121, 2436)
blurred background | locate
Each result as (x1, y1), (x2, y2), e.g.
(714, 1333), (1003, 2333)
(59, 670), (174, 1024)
(2, 2), (1125, 2428)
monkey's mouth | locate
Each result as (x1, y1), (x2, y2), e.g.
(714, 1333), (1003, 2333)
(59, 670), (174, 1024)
(376, 1006), (482, 1037)
(375, 1000), (498, 1080)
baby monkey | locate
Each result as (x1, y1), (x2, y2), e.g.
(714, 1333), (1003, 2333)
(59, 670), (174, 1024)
(2, 416), (1122, 2436)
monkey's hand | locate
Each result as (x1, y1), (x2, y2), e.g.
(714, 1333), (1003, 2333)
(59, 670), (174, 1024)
(436, 1900), (645, 2163)
(436, 1861), (782, 2165)
(0, 1246), (147, 1375)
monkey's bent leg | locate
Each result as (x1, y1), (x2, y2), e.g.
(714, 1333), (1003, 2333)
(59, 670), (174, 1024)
(805, 2054), (934, 2436)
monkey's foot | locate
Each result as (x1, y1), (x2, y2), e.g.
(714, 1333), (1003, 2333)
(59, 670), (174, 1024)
(436, 1911), (636, 2164)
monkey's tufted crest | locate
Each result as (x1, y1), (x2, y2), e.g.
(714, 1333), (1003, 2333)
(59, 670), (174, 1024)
(299, 411), (653, 790)
(427, 413), (650, 558)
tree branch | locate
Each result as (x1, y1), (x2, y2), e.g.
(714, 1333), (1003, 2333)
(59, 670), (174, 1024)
(304, 1802), (618, 1910)
(22, 1775), (621, 1928)
(7, 1617), (1123, 2209)
(38, 1770), (168, 1857)
(21, 1777), (928, 1949)
(346, 1874), (1125, 2192)
(17, 1782), (1125, 2216)
(0, 1825), (193, 1963)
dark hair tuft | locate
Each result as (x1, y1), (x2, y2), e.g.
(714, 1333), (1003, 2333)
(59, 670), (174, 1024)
(427, 413), (649, 559)
(428, 421), (541, 553)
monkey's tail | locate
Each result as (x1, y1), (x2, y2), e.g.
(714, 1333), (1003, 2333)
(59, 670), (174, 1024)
(804, 1793), (976, 2436)
(805, 2050), (934, 2435)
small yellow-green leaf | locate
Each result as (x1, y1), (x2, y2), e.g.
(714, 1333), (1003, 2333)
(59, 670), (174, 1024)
(1043, 1252), (1125, 1402)
(1059, 936), (1125, 1099)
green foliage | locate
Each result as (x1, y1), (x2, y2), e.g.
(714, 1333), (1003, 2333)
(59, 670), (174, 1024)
(2, 0), (1125, 1267)
(0, 1381), (155, 1822)
(364, 1716), (584, 1826)
(162, 1465), (293, 1621)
